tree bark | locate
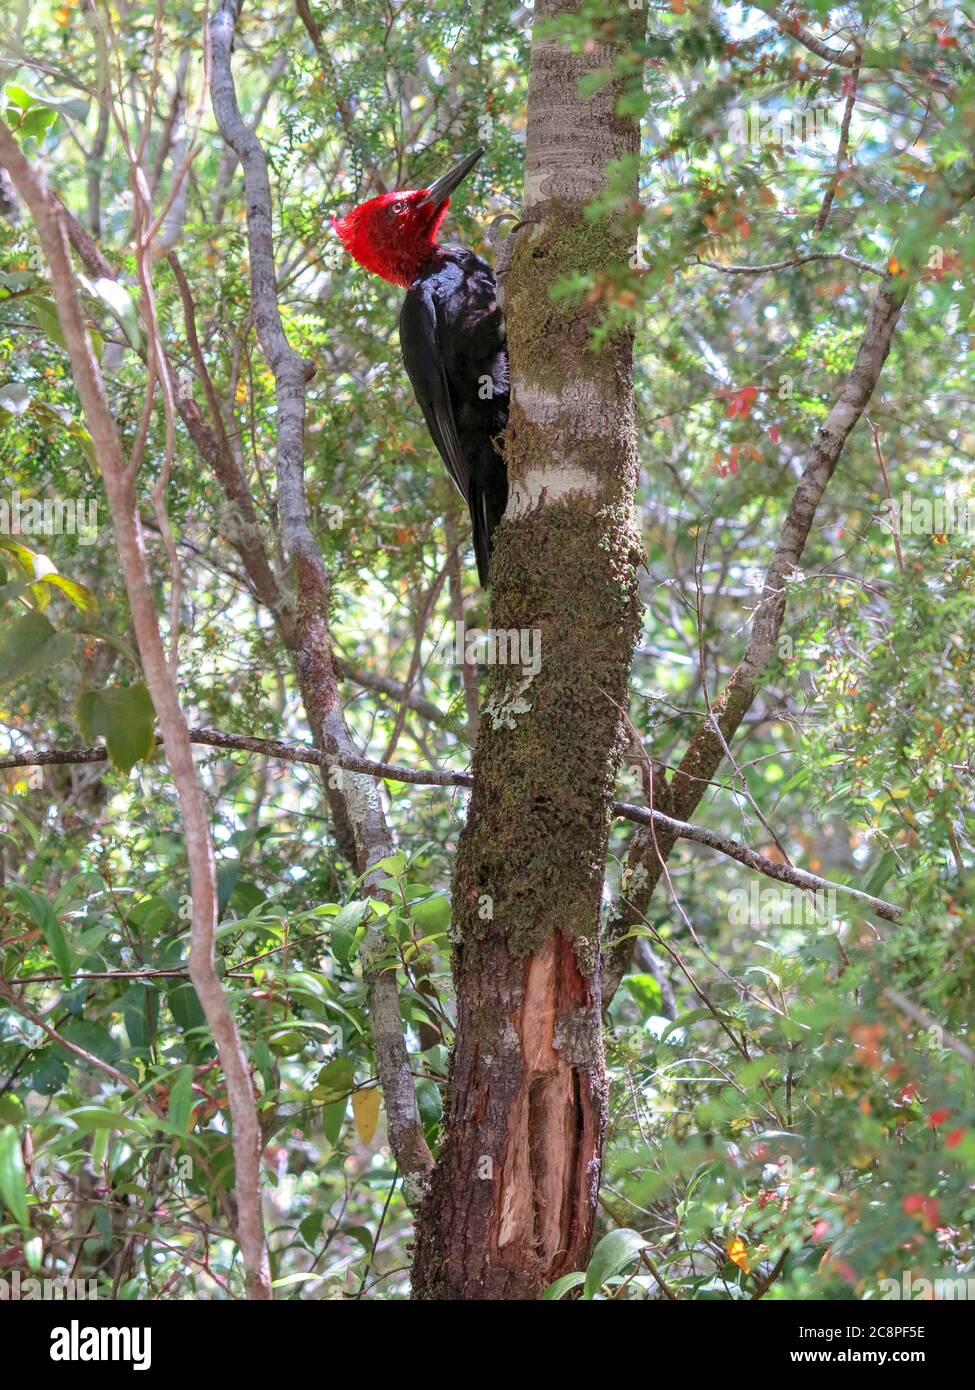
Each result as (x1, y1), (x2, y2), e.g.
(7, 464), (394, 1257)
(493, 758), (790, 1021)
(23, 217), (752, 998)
(412, 0), (643, 1300)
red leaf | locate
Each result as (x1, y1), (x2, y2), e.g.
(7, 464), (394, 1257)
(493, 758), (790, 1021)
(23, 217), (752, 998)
(723, 385), (758, 418)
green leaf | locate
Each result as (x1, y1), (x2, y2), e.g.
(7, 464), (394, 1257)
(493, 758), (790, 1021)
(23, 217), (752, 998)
(366, 852), (406, 879)
(25, 1049), (68, 1095)
(77, 684), (156, 775)
(20, 107), (57, 140)
(29, 295), (67, 351)
(0, 1125), (29, 1226)
(216, 860), (240, 916)
(3, 84), (36, 111)
(0, 1094), (24, 1125)
(583, 1229), (647, 1299)
(623, 972), (663, 1017)
(542, 1271), (586, 1301)
(35, 573), (99, 614)
(0, 270), (36, 290)
(164, 981), (207, 1038)
(864, 851), (897, 895)
(167, 1065), (195, 1136)
(0, 581), (26, 607)
(410, 895), (451, 934)
(0, 610), (73, 688)
(6, 884), (72, 984)
(80, 274), (140, 347)
(0, 794), (42, 848)
(3, 84), (88, 120)
(298, 1211), (324, 1249)
(0, 537), (40, 577)
(70, 423), (99, 471)
(332, 899), (371, 932)
(323, 1099), (346, 1144)
(58, 1107), (150, 1135)
(314, 1056), (356, 1103)
(60, 1019), (119, 1065)
(122, 984), (158, 1054)
(416, 1077), (442, 1145)
(331, 899), (370, 965)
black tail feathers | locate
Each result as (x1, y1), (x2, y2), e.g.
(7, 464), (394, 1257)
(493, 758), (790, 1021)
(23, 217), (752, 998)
(469, 471), (508, 588)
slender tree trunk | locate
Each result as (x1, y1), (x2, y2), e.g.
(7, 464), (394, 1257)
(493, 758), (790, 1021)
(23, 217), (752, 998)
(412, 0), (643, 1300)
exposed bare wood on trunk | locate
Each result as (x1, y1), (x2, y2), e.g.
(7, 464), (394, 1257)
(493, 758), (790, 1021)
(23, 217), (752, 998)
(494, 932), (600, 1270)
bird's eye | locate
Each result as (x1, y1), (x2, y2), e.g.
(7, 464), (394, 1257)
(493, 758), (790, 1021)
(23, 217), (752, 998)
(391, 200), (406, 215)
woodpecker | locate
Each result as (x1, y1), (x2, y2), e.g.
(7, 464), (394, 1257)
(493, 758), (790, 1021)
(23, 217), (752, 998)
(333, 149), (508, 586)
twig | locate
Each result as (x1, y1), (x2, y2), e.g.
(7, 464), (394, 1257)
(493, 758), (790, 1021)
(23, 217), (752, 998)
(882, 988), (975, 1067)
(0, 731), (902, 918)
(751, 1248), (788, 1299)
(209, 0), (433, 1195)
(640, 1249), (680, 1301)
(0, 112), (272, 1301)
(813, 47), (861, 237)
(694, 251), (882, 278)
(869, 419), (904, 573)
(0, 979), (164, 1118)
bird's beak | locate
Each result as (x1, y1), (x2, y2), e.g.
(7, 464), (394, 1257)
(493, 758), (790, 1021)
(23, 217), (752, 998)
(418, 148), (484, 208)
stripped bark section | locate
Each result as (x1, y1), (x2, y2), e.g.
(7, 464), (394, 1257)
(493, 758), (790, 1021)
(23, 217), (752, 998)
(495, 932), (599, 1274)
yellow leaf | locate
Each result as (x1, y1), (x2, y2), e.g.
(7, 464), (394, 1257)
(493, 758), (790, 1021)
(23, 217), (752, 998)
(726, 1236), (750, 1273)
(352, 1087), (381, 1145)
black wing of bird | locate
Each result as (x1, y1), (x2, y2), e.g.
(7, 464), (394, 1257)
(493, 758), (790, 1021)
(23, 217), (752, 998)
(399, 283), (471, 505)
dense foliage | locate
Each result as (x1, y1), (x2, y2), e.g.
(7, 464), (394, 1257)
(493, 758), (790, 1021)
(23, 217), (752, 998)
(1, 0), (973, 1300)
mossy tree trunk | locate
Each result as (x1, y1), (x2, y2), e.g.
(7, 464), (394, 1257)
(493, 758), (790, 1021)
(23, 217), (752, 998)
(412, 0), (643, 1301)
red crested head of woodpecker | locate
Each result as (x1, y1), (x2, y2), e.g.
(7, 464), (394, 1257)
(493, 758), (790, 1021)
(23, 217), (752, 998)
(331, 148), (483, 288)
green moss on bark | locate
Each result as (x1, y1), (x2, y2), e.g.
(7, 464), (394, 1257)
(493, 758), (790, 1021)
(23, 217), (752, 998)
(505, 203), (632, 394)
(452, 496), (643, 962)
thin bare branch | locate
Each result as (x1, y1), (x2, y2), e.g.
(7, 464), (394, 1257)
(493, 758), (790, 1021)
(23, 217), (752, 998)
(812, 47), (861, 237)
(0, 118), (272, 1300)
(209, 0), (433, 1194)
(0, 732), (902, 920)
(694, 251), (883, 278)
